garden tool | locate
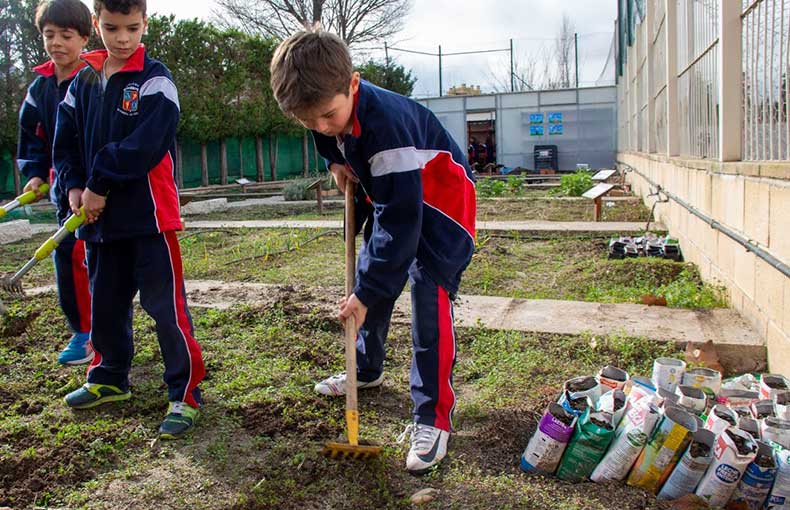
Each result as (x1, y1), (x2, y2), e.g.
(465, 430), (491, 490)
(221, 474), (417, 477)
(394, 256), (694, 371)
(1, 206), (86, 297)
(321, 183), (382, 460)
(0, 183), (50, 218)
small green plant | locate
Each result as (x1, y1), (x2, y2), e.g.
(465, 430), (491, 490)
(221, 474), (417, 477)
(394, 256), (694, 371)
(656, 268), (728, 308)
(550, 170), (593, 197)
(504, 175), (525, 196)
(476, 178), (507, 198)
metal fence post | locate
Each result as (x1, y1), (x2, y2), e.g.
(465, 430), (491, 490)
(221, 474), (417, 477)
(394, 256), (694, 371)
(665, 0), (679, 157)
(719, 0), (743, 162)
(646, 0), (656, 153)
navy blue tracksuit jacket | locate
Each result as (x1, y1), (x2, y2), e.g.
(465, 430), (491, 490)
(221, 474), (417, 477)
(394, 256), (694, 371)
(313, 80), (476, 431)
(17, 60), (91, 335)
(53, 45), (204, 407)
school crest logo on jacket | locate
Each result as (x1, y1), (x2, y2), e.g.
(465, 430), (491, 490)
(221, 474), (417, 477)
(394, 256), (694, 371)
(121, 85), (140, 114)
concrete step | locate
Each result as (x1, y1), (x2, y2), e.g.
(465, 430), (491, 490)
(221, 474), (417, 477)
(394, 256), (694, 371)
(183, 219), (664, 234)
(27, 280), (758, 374)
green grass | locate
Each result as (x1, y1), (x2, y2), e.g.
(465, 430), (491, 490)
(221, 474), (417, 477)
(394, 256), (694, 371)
(1, 230), (725, 309)
(189, 196), (650, 223)
(0, 292), (682, 509)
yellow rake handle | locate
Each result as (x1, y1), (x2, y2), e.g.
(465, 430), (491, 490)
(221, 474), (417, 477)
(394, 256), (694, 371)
(344, 183), (359, 446)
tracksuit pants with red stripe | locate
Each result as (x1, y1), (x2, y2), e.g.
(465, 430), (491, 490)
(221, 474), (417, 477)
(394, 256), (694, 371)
(356, 260), (457, 432)
(53, 236), (91, 335)
(84, 231), (205, 408)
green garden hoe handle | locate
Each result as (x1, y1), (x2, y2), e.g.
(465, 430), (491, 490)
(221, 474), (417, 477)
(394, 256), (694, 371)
(1, 206), (87, 295)
(0, 183), (51, 218)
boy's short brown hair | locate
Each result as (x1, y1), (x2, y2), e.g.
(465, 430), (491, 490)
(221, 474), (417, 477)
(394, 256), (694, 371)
(35, 0), (92, 37)
(94, 0), (146, 16)
(270, 30), (353, 116)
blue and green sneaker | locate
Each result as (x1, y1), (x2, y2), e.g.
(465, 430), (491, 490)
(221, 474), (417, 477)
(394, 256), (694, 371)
(57, 332), (94, 365)
(159, 401), (199, 440)
(65, 383), (131, 409)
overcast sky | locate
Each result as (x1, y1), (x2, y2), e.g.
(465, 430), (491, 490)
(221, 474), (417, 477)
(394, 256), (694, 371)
(81, 0), (619, 97)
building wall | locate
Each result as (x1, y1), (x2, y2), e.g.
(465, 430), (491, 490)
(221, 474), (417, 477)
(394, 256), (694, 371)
(418, 86), (618, 171)
(621, 152), (790, 375)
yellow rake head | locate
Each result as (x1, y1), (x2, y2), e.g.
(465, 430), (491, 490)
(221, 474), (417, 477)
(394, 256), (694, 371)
(321, 441), (382, 460)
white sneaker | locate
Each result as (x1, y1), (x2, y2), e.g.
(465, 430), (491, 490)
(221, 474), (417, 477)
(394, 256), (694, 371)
(313, 372), (384, 396)
(398, 422), (450, 474)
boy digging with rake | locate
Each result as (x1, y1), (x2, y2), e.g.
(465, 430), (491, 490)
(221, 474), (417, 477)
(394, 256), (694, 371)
(270, 29), (476, 474)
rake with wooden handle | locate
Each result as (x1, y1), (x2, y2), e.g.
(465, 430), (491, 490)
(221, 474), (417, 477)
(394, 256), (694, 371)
(321, 182), (382, 460)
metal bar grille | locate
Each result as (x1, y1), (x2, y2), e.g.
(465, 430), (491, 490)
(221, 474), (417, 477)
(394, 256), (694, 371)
(742, 0), (789, 160)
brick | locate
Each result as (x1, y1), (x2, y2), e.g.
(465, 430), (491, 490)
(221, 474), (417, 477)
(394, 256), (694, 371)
(716, 231), (737, 278)
(744, 180), (770, 246)
(716, 175), (745, 232)
(754, 258), (785, 325)
(761, 163), (790, 181)
(769, 185), (790, 262)
(742, 294), (768, 338)
(785, 278), (790, 332)
(767, 321), (790, 377)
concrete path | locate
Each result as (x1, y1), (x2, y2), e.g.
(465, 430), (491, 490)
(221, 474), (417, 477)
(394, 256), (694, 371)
(183, 219), (664, 233)
(28, 279), (758, 373)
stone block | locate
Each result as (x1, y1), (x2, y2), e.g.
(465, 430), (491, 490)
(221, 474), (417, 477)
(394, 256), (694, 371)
(0, 220), (33, 245)
(744, 180), (770, 246)
(733, 247), (756, 302)
(769, 185), (790, 263)
(754, 258), (785, 325)
(181, 198), (228, 216)
(768, 321), (790, 376)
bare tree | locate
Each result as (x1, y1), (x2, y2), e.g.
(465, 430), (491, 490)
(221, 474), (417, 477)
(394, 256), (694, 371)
(212, 0), (412, 45)
(554, 13), (575, 89)
(488, 50), (538, 93)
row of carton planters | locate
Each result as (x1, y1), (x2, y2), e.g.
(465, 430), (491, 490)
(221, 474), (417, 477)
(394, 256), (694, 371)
(520, 363), (790, 510)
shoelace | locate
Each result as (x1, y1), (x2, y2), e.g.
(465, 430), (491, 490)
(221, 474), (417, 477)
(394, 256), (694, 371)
(396, 423), (437, 452)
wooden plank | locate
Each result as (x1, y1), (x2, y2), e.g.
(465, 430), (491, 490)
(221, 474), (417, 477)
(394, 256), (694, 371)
(582, 183), (615, 200)
(592, 169), (617, 181)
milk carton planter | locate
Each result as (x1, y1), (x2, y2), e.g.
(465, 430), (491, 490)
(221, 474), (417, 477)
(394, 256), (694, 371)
(728, 440), (778, 510)
(590, 400), (661, 483)
(737, 418), (761, 441)
(676, 385), (708, 416)
(520, 403), (577, 475)
(627, 406), (698, 493)
(653, 358), (686, 393)
(682, 367), (723, 403)
(760, 375), (790, 400)
(556, 408), (615, 482)
(751, 400), (778, 421)
(598, 389), (627, 428)
(706, 405), (739, 437)
(761, 417), (790, 450)
(598, 365), (629, 392)
(657, 429), (715, 500)
(776, 391), (790, 420)
(694, 428), (758, 508)
(558, 376), (601, 417)
(765, 447), (790, 510)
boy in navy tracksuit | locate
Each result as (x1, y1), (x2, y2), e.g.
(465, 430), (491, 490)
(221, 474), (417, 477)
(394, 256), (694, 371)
(53, 0), (205, 439)
(17, 0), (93, 365)
(270, 31), (476, 474)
